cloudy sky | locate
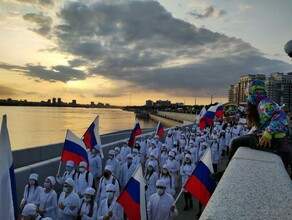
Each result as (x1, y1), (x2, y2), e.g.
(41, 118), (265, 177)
(0, 0), (291, 106)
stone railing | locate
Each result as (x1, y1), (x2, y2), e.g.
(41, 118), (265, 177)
(200, 147), (292, 219)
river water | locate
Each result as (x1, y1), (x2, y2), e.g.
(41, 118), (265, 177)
(0, 106), (156, 150)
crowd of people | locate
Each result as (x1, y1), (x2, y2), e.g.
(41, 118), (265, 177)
(20, 118), (255, 220)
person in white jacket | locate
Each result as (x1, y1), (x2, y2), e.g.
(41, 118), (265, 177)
(77, 187), (97, 220)
(106, 150), (121, 179)
(97, 184), (123, 220)
(57, 178), (80, 220)
(56, 160), (77, 185)
(38, 176), (58, 219)
(88, 144), (103, 182)
(119, 154), (137, 188)
(180, 154), (195, 211)
(74, 161), (93, 198)
(20, 173), (42, 210)
(165, 151), (180, 189)
(144, 161), (159, 202)
(147, 179), (178, 220)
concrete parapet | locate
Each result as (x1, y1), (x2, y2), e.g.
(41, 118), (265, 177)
(149, 113), (182, 127)
(201, 147), (292, 220)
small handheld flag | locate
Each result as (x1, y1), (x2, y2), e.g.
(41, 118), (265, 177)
(61, 129), (90, 170)
(155, 121), (164, 137)
(128, 120), (142, 147)
(184, 148), (216, 206)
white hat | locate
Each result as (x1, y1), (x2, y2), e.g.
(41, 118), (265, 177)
(162, 164), (169, 170)
(185, 146), (191, 151)
(114, 147), (120, 152)
(168, 130), (172, 134)
(154, 135), (159, 139)
(66, 160), (74, 167)
(43, 218), (53, 220)
(85, 187), (95, 195)
(168, 151), (175, 158)
(185, 154), (192, 160)
(156, 179), (166, 187)
(79, 161), (87, 167)
(109, 150), (115, 155)
(148, 161), (155, 168)
(65, 177), (74, 187)
(127, 154), (133, 159)
(132, 148), (138, 153)
(22, 203), (37, 216)
(105, 165), (113, 172)
(29, 173), (38, 181)
(47, 176), (56, 186)
(106, 183), (116, 191)
(93, 144), (101, 151)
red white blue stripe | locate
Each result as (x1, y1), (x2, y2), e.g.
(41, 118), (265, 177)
(155, 121), (164, 137)
(128, 120), (142, 147)
(0, 115), (18, 220)
(117, 165), (147, 220)
(61, 129), (90, 169)
(184, 148), (216, 206)
(82, 115), (104, 158)
(199, 103), (224, 130)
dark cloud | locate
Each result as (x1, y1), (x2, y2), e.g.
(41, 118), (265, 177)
(7, 0), (292, 99)
(0, 62), (87, 83)
(23, 13), (52, 36)
(0, 85), (22, 96)
(189, 5), (226, 19)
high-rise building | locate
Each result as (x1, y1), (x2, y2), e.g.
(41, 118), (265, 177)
(145, 100), (154, 107)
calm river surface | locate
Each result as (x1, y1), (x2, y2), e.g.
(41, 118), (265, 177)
(0, 106), (156, 150)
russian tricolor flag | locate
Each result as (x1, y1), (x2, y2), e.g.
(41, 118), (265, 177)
(128, 120), (142, 147)
(0, 115), (18, 220)
(155, 121), (164, 137)
(61, 129), (90, 170)
(82, 115), (104, 158)
(117, 165), (147, 220)
(184, 148), (216, 206)
(199, 103), (224, 130)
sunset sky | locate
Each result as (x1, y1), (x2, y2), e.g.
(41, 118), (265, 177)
(0, 0), (291, 106)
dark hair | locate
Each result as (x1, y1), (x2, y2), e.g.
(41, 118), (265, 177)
(88, 196), (94, 217)
(247, 102), (260, 128)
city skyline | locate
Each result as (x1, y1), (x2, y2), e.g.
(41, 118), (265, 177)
(0, 0), (292, 106)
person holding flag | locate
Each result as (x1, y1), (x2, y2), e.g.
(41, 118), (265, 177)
(147, 179), (178, 220)
(88, 143), (103, 183)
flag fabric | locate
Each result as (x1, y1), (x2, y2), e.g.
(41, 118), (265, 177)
(128, 120), (142, 147)
(0, 115), (18, 220)
(215, 102), (224, 118)
(155, 121), (164, 137)
(82, 115), (104, 158)
(61, 129), (90, 169)
(199, 103), (224, 130)
(196, 106), (206, 123)
(184, 148), (216, 206)
(117, 165), (147, 220)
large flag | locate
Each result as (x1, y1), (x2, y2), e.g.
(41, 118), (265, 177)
(128, 120), (142, 147)
(184, 148), (216, 206)
(199, 103), (224, 130)
(82, 115), (104, 158)
(117, 165), (147, 220)
(61, 129), (90, 169)
(155, 121), (164, 137)
(0, 115), (18, 220)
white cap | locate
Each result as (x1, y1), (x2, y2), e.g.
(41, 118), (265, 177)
(85, 187), (95, 195)
(22, 203), (37, 216)
(168, 151), (175, 158)
(66, 160), (74, 167)
(162, 164), (169, 170)
(185, 154), (192, 160)
(43, 218), (53, 220)
(185, 146), (191, 151)
(106, 183), (116, 192)
(156, 179), (166, 187)
(109, 150), (115, 155)
(47, 176), (56, 186)
(105, 165), (113, 172)
(29, 173), (38, 181)
(114, 147), (120, 152)
(79, 161), (87, 167)
(148, 161), (155, 168)
(65, 177), (74, 187)
(93, 144), (101, 151)
(127, 154), (133, 159)
(132, 148), (138, 153)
